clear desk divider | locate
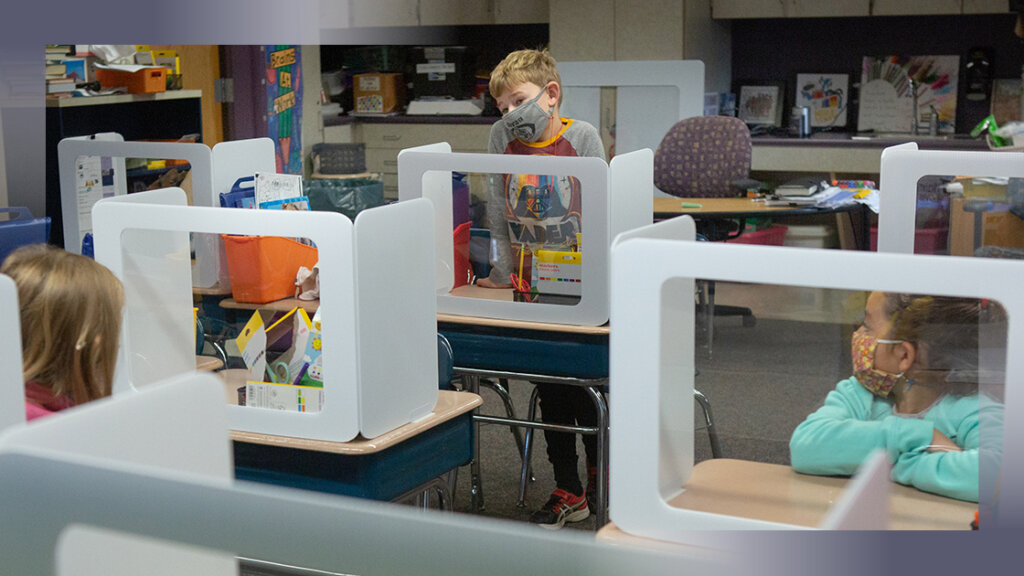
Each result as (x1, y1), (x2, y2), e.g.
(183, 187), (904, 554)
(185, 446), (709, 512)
(398, 144), (651, 326)
(878, 143), (1024, 257)
(610, 238), (1019, 547)
(0, 275), (25, 429)
(93, 188), (437, 442)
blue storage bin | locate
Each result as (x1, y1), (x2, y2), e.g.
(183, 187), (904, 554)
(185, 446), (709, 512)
(220, 176), (256, 209)
(0, 207), (50, 264)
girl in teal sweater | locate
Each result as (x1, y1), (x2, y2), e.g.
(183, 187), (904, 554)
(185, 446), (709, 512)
(790, 292), (1004, 502)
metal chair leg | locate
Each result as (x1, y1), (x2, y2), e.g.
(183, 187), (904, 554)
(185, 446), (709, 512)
(517, 385), (542, 508)
(694, 389), (722, 459)
(479, 377), (527, 464)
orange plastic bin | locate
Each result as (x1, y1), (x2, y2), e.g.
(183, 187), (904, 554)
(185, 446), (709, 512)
(222, 235), (319, 304)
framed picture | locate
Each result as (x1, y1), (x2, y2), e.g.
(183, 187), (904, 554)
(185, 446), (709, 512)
(738, 84), (783, 126)
(795, 73), (849, 127)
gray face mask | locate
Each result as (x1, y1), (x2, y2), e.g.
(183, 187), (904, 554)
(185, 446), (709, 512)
(502, 88), (552, 142)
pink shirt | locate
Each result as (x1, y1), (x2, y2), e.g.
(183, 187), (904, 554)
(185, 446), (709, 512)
(24, 381), (74, 421)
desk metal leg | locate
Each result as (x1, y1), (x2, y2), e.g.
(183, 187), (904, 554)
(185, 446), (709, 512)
(517, 386), (542, 507)
(585, 386), (609, 528)
(463, 373), (485, 512)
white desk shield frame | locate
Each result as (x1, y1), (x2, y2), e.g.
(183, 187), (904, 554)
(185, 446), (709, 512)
(94, 189), (438, 441)
(202, 137), (277, 289)
(877, 142), (1024, 254)
(0, 454), (710, 576)
(58, 137), (274, 289)
(58, 139), (214, 253)
(0, 275), (25, 430)
(559, 60), (704, 163)
(398, 145), (652, 326)
(609, 240), (1021, 546)
(0, 372), (237, 575)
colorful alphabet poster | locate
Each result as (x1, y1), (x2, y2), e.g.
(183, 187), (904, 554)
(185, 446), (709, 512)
(796, 73), (848, 128)
(266, 45), (303, 174)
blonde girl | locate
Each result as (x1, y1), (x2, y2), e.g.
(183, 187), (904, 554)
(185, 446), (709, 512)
(1, 244), (124, 420)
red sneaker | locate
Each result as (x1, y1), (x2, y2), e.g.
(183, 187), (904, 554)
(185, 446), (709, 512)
(529, 488), (590, 529)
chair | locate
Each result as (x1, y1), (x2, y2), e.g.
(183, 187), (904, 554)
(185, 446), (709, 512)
(653, 116), (758, 352)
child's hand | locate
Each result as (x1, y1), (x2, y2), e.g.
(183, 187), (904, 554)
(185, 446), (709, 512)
(927, 429), (963, 453)
(477, 277), (513, 289)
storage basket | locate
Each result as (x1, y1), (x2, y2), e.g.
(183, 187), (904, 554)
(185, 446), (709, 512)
(311, 143), (366, 174)
(96, 66), (166, 94)
(304, 178), (385, 219)
(0, 207), (51, 264)
(222, 235), (319, 304)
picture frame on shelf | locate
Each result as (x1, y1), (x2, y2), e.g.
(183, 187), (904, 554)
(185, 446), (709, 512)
(795, 73), (849, 128)
(738, 84), (783, 126)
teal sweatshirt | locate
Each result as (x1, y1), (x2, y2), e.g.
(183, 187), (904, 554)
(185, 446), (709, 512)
(789, 376), (1002, 502)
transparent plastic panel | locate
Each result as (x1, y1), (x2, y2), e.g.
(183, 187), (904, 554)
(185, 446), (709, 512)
(692, 282), (1005, 531)
(450, 169), (585, 307)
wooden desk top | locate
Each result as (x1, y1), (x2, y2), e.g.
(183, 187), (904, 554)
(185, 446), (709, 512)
(192, 283), (233, 297)
(636, 458), (975, 531)
(218, 369), (481, 455)
(195, 355), (224, 372)
(220, 297), (319, 314)
(654, 197), (858, 218)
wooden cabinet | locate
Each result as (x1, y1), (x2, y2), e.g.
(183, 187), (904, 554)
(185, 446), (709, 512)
(419, 0), (493, 25)
(787, 0), (870, 17)
(713, 0), (786, 18)
(871, 0), (960, 15)
(963, 0), (1010, 13)
(349, 0), (419, 27)
(355, 121), (494, 199)
(714, 0), (1009, 18)
(348, 0), (549, 27)
(494, 0), (549, 23)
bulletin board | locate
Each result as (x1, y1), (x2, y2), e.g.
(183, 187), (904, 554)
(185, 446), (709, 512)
(266, 45), (303, 174)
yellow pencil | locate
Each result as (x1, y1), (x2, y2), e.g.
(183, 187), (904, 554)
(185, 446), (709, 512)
(517, 245), (526, 286)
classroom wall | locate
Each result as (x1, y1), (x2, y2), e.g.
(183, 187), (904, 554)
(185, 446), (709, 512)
(0, 105), (7, 208)
(730, 13), (1023, 132)
(301, 45), (323, 179)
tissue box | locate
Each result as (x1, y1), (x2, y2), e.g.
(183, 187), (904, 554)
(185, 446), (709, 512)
(533, 249), (581, 296)
(353, 73), (405, 114)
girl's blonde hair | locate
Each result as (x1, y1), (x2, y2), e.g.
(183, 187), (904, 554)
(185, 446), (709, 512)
(1, 244), (124, 404)
(489, 48), (563, 106)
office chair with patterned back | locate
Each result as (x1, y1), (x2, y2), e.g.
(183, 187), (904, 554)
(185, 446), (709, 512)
(654, 115), (757, 354)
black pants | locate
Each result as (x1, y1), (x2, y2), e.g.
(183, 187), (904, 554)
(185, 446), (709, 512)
(537, 382), (598, 496)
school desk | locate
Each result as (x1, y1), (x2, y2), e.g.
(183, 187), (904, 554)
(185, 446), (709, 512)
(219, 369), (481, 506)
(653, 197), (871, 251)
(438, 285), (612, 527)
(219, 296), (319, 314)
(195, 355), (224, 372)
(596, 459), (977, 541)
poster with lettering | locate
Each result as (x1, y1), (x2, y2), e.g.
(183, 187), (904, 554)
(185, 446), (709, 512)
(266, 45), (303, 174)
(858, 55), (959, 134)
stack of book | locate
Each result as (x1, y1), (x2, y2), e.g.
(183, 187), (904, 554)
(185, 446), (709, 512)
(45, 44), (75, 96)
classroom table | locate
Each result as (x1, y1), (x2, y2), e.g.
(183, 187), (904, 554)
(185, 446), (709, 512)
(219, 296), (319, 314)
(653, 196), (871, 250)
(219, 369), (482, 507)
(595, 459), (977, 542)
(438, 285), (612, 527)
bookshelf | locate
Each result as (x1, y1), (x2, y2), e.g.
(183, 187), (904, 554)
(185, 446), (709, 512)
(45, 89), (203, 247)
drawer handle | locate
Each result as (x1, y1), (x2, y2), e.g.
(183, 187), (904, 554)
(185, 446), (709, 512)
(383, 134), (402, 141)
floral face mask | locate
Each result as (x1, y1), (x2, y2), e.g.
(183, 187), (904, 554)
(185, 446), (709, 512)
(851, 327), (906, 397)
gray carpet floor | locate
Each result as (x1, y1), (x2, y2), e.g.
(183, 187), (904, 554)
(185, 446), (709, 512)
(447, 316), (853, 532)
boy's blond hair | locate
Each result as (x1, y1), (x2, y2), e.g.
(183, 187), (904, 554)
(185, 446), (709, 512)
(2, 244), (124, 405)
(489, 49), (563, 106)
